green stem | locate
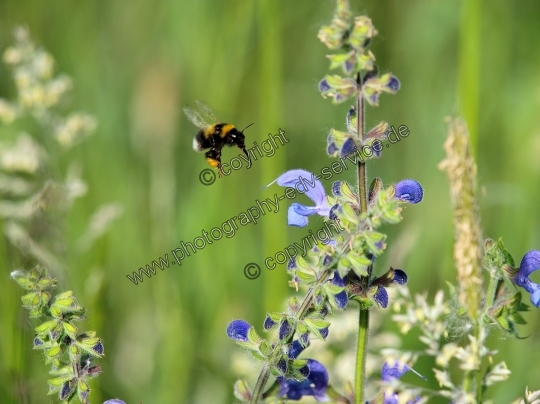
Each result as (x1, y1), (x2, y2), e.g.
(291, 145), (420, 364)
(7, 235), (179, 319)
(250, 364), (271, 404)
(354, 71), (369, 404)
(464, 276), (499, 400)
(355, 307), (369, 403)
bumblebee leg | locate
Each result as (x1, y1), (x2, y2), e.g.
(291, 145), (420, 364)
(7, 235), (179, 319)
(205, 148), (223, 177)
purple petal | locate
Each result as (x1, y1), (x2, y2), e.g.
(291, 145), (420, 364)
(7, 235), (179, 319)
(394, 179), (423, 204)
(386, 76), (400, 92)
(374, 286), (389, 308)
(382, 361), (410, 382)
(278, 359), (329, 401)
(322, 255), (332, 266)
(226, 320), (252, 342)
(331, 271), (345, 287)
(288, 340), (306, 359)
(287, 205), (309, 227)
(103, 401), (126, 404)
(340, 137), (357, 157)
(514, 250), (540, 307)
(277, 358), (288, 373)
(334, 291), (348, 309)
(264, 316), (276, 330)
(279, 319), (292, 340)
(273, 169), (329, 213)
(392, 269), (408, 285)
(319, 79), (330, 92)
(518, 250), (540, 278)
(327, 141), (338, 155)
(320, 327), (329, 339)
(292, 203), (319, 216)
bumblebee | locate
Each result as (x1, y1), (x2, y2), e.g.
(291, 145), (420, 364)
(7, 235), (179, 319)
(184, 101), (252, 176)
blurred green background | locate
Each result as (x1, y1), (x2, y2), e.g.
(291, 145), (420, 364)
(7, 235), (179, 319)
(1, 0), (540, 403)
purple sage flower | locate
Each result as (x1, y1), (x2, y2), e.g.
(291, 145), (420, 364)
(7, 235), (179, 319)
(331, 271), (349, 309)
(513, 250), (540, 307)
(381, 361), (423, 404)
(394, 179), (423, 204)
(265, 169), (330, 227)
(373, 269), (408, 309)
(226, 319), (252, 342)
(277, 341), (329, 401)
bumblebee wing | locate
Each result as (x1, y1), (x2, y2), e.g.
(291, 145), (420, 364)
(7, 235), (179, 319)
(195, 100), (219, 124)
(184, 106), (211, 128)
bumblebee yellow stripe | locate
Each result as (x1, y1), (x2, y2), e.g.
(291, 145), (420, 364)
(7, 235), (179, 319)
(220, 124), (234, 138)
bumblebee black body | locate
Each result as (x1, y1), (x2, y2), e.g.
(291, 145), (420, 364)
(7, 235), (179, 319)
(193, 123), (250, 176)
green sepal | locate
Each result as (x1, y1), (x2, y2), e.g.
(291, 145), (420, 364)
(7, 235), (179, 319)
(341, 202), (358, 224)
(44, 344), (63, 363)
(349, 16), (377, 51)
(49, 365), (74, 377)
(327, 51), (354, 71)
(320, 75), (357, 104)
(483, 238), (515, 279)
(250, 350), (267, 361)
(296, 322), (308, 336)
(62, 321), (78, 339)
(304, 318), (330, 341)
(347, 252), (370, 277)
(337, 257), (351, 278)
(47, 375), (73, 394)
(296, 267), (317, 284)
(295, 256), (313, 272)
(11, 270), (33, 290)
(337, 181), (359, 205)
(234, 379), (252, 402)
(37, 276), (57, 290)
(323, 282), (344, 296)
(290, 359), (308, 370)
(77, 378), (90, 403)
(50, 291), (82, 318)
(362, 231), (387, 256)
(287, 297), (300, 312)
(259, 340), (272, 357)
(68, 343), (80, 363)
(21, 291), (41, 307)
(247, 327), (262, 345)
(35, 319), (60, 336)
(366, 121), (389, 140)
(76, 336), (104, 358)
(369, 177), (383, 204)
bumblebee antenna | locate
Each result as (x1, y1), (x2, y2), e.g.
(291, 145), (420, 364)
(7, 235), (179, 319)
(241, 122), (254, 132)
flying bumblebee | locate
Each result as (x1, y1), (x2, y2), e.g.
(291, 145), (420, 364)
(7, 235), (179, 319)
(184, 101), (253, 177)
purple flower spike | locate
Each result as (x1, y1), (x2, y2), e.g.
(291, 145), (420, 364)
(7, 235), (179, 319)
(394, 179), (423, 204)
(226, 319), (252, 342)
(266, 169), (330, 228)
(278, 359), (329, 401)
(513, 250), (540, 307)
(103, 400), (126, 404)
